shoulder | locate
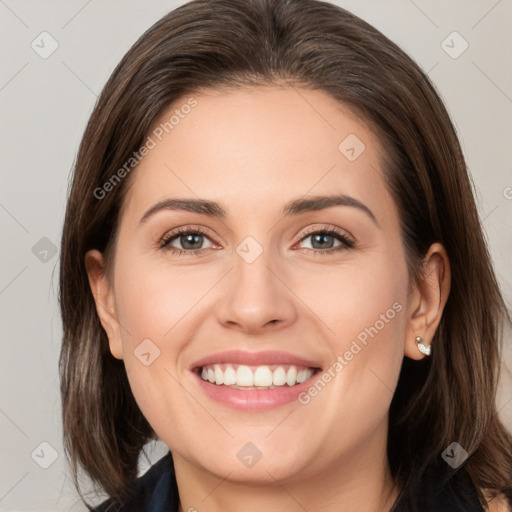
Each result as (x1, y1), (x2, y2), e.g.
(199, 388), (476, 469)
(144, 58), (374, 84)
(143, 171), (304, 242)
(482, 490), (511, 512)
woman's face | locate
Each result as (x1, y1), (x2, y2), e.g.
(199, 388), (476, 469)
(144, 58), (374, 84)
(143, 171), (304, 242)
(88, 85), (424, 484)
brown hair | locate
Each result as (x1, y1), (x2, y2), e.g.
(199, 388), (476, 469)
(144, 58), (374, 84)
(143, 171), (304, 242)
(59, 0), (512, 510)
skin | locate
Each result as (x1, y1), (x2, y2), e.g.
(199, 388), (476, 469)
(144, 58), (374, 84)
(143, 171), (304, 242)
(86, 85), (451, 512)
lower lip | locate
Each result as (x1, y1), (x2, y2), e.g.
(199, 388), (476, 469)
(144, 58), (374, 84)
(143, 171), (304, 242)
(193, 371), (317, 411)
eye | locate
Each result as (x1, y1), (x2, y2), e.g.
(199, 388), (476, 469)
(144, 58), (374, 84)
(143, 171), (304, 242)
(159, 225), (354, 256)
(296, 227), (354, 253)
(160, 226), (217, 255)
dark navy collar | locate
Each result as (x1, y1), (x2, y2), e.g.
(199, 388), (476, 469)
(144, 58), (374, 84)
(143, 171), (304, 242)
(90, 451), (178, 512)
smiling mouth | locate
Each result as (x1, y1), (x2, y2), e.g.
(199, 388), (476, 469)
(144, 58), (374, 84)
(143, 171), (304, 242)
(196, 363), (320, 390)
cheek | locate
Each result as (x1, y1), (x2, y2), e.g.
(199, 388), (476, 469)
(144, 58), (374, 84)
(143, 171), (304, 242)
(295, 263), (406, 434)
(113, 257), (212, 346)
(295, 253), (408, 414)
(111, 257), (221, 418)
(305, 255), (407, 351)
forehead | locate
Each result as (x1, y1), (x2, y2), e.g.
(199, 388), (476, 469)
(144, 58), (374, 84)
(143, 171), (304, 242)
(121, 86), (393, 224)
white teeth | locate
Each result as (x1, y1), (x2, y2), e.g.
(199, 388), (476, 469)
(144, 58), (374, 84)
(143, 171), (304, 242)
(199, 364), (316, 388)
(236, 365), (254, 386)
(223, 366), (236, 385)
(272, 366), (287, 386)
(254, 366), (273, 386)
(286, 366), (297, 387)
(304, 369), (314, 381)
(214, 364), (224, 385)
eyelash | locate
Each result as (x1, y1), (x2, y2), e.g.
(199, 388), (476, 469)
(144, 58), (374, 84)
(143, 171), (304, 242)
(159, 226), (355, 256)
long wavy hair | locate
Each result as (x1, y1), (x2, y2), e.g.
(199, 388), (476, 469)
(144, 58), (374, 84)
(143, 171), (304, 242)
(59, 0), (512, 510)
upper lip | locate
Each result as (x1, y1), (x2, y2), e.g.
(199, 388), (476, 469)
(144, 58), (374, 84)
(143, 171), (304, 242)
(191, 350), (322, 370)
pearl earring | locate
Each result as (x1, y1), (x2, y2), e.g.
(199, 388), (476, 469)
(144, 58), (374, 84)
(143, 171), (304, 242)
(416, 336), (431, 356)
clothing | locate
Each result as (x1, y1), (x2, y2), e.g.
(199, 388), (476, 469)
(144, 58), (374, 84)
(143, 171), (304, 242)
(89, 450), (487, 512)
(89, 452), (179, 512)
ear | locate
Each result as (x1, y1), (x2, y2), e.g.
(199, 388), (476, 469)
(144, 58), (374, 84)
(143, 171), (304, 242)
(404, 242), (451, 360)
(85, 249), (123, 360)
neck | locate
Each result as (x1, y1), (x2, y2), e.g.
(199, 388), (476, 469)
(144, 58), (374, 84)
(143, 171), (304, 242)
(173, 418), (400, 512)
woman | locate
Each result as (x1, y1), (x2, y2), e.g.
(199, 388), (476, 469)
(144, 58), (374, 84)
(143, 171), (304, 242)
(58, 0), (512, 511)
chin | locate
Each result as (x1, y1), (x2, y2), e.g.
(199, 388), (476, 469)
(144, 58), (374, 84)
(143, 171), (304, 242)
(189, 445), (314, 485)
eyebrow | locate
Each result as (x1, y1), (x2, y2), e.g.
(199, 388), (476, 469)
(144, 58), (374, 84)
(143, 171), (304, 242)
(139, 194), (378, 226)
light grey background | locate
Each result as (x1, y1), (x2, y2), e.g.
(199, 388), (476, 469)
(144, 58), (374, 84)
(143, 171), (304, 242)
(1, 1), (511, 510)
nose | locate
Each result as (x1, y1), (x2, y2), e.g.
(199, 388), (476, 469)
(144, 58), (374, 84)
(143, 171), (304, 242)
(214, 246), (298, 334)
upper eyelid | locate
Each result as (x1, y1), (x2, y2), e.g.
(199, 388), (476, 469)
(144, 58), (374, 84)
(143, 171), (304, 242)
(161, 224), (214, 238)
(298, 225), (354, 241)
